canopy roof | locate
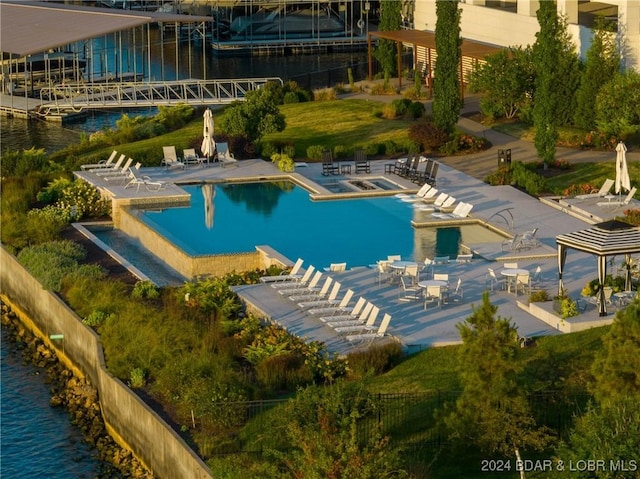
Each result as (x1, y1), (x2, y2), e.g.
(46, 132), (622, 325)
(556, 220), (640, 256)
(368, 30), (503, 60)
(0, 1), (212, 57)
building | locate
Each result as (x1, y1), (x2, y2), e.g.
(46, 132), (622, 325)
(413, 0), (640, 72)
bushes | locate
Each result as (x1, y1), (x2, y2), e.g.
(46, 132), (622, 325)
(408, 119), (450, 153)
(306, 144), (325, 161)
(270, 153), (295, 172)
(485, 162), (547, 196)
(347, 341), (404, 379)
(0, 147), (49, 177)
(17, 240), (87, 291)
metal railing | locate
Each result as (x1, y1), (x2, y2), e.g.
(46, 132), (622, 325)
(37, 77), (283, 116)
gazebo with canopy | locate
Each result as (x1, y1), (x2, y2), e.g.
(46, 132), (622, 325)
(556, 220), (640, 317)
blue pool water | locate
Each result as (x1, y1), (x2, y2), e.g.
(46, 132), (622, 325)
(132, 182), (469, 268)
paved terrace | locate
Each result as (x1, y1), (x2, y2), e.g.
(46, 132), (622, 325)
(76, 152), (639, 356)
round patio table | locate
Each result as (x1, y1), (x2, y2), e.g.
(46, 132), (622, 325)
(500, 268), (529, 294)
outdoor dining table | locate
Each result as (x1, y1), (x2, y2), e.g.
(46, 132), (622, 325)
(500, 268), (530, 294)
(389, 260), (418, 283)
(418, 280), (448, 289)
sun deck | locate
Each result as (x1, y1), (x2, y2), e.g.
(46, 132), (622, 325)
(74, 157), (636, 355)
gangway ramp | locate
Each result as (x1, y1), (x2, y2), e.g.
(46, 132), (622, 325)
(37, 77), (282, 116)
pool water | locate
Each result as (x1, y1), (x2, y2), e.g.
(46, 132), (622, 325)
(131, 182), (490, 268)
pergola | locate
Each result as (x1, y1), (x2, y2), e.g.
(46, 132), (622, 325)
(366, 30), (503, 98)
(556, 220), (640, 317)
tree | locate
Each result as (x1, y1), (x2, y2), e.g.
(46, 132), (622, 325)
(217, 82), (286, 143)
(432, 0), (462, 134)
(574, 19), (620, 130)
(266, 382), (409, 479)
(595, 70), (640, 138)
(591, 297), (640, 404)
(444, 293), (550, 478)
(532, 1), (563, 165)
(373, 0), (402, 78)
(468, 47), (535, 121)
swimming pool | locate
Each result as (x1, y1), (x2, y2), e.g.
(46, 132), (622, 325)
(128, 181), (495, 268)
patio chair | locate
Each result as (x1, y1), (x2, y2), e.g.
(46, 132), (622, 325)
(161, 146), (185, 170)
(321, 150), (339, 176)
(503, 262), (519, 269)
(288, 276), (332, 302)
(392, 157), (408, 175)
(354, 149), (370, 174)
(324, 262), (347, 272)
(425, 161), (439, 186)
(584, 286), (614, 309)
(447, 278), (464, 302)
(345, 313), (392, 343)
(597, 186), (637, 208)
(216, 142), (238, 167)
(486, 268), (505, 292)
(423, 285), (442, 309)
(433, 256), (450, 265)
(183, 148), (204, 167)
(520, 228), (540, 249)
(455, 254), (473, 264)
(376, 261), (391, 285)
(530, 266), (545, 289)
(333, 305), (380, 334)
(102, 158), (134, 181)
(298, 281), (341, 309)
(124, 167), (167, 192)
(260, 258), (304, 283)
(399, 276), (421, 302)
(412, 158), (434, 185)
(425, 195), (457, 213)
(502, 233), (525, 252)
(81, 150), (118, 171)
(515, 273), (531, 296)
(400, 156), (419, 178)
(278, 270), (322, 296)
(91, 154), (124, 174)
(575, 178), (614, 199)
(321, 299), (371, 326)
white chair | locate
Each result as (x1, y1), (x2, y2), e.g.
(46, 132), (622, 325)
(455, 254), (473, 264)
(433, 256), (450, 265)
(423, 285), (442, 309)
(288, 276), (332, 302)
(530, 266), (545, 288)
(387, 255), (401, 262)
(486, 268), (505, 292)
(404, 264), (419, 284)
(81, 150), (118, 171)
(399, 276), (421, 302)
(433, 273), (449, 283)
(271, 265), (315, 290)
(278, 271), (322, 296)
(447, 278), (463, 302)
(298, 281), (341, 309)
(183, 148), (204, 167)
(575, 178), (614, 199)
(417, 192), (449, 211)
(520, 228), (540, 249)
(597, 186), (637, 208)
(323, 300), (373, 327)
(324, 262), (347, 272)
(376, 261), (391, 285)
(503, 262), (519, 269)
(161, 146), (185, 170)
(345, 313), (392, 343)
(216, 142), (238, 167)
(515, 273), (530, 296)
(309, 289), (354, 316)
(260, 258), (304, 283)
(432, 202), (474, 219)
(333, 305), (379, 334)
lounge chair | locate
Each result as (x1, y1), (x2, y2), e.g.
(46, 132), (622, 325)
(324, 262), (347, 272)
(183, 148), (204, 167)
(318, 297), (366, 323)
(81, 150), (118, 171)
(321, 150), (339, 176)
(298, 281), (341, 309)
(455, 254), (473, 263)
(161, 146), (185, 170)
(216, 142), (237, 167)
(575, 178), (614, 199)
(124, 168), (167, 192)
(332, 305), (379, 333)
(431, 202), (474, 219)
(277, 270), (322, 296)
(395, 183), (431, 201)
(100, 157), (133, 178)
(308, 289), (354, 316)
(260, 258), (304, 283)
(345, 313), (392, 343)
(520, 228), (540, 249)
(426, 195), (456, 213)
(323, 300), (374, 328)
(271, 265), (315, 289)
(90, 154), (124, 174)
(354, 149), (370, 174)
(597, 186), (637, 207)
(501, 233), (524, 252)
(288, 276), (332, 302)
(417, 192), (449, 211)
(433, 256), (449, 265)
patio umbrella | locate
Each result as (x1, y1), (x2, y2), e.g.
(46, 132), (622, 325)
(201, 108), (216, 163)
(615, 141), (631, 195)
(202, 183), (215, 230)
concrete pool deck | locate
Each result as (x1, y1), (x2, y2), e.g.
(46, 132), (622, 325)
(75, 152), (638, 355)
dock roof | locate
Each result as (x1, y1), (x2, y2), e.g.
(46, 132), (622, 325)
(0, 1), (212, 57)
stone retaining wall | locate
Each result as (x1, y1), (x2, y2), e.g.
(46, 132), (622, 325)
(0, 247), (213, 479)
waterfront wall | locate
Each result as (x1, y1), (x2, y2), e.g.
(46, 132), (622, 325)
(0, 247), (213, 479)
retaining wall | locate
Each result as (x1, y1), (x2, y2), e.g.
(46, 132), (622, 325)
(0, 247), (213, 479)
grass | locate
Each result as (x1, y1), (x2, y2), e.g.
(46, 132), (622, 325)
(262, 99), (414, 159)
(542, 162), (640, 197)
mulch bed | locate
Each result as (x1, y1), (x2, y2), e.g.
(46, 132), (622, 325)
(60, 225), (139, 286)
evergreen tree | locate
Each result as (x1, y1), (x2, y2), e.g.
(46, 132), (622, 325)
(444, 293), (550, 472)
(373, 0), (402, 77)
(532, 1), (561, 165)
(433, 0), (462, 134)
(574, 19), (620, 130)
(553, 15), (581, 126)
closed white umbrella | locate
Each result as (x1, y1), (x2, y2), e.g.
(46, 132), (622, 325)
(201, 108), (216, 164)
(202, 183), (215, 230)
(615, 141), (631, 195)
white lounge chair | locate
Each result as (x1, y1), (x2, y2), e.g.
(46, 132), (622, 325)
(333, 305), (380, 334)
(101, 157), (134, 179)
(288, 276), (332, 302)
(271, 265), (315, 289)
(124, 168), (167, 192)
(423, 195), (456, 213)
(183, 148), (204, 167)
(277, 270), (322, 296)
(575, 178), (614, 199)
(260, 258), (304, 283)
(431, 202), (474, 219)
(318, 296), (366, 323)
(323, 262), (347, 272)
(395, 183), (432, 201)
(216, 142), (237, 167)
(345, 313), (392, 343)
(91, 154), (124, 174)
(417, 192), (449, 211)
(597, 186), (637, 208)
(161, 146), (185, 170)
(308, 289), (353, 316)
(298, 281), (341, 309)
(81, 150), (118, 171)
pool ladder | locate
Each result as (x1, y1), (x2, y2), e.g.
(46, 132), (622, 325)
(486, 207), (515, 231)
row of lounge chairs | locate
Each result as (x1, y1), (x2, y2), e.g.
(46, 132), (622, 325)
(80, 150), (168, 192)
(259, 259), (392, 344)
(392, 156), (439, 186)
(161, 144), (237, 170)
(395, 185), (474, 219)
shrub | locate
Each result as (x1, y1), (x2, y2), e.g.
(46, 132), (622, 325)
(510, 161), (547, 196)
(306, 144), (325, 161)
(83, 309), (114, 328)
(365, 143), (383, 156)
(381, 103), (398, 119)
(270, 153), (295, 172)
(155, 104), (195, 131)
(560, 297), (579, 319)
(529, 290), (551, 303)
(408, 119), (450, 153)
(129, 368), (147, 388)
(17, 240), (86, 291)
(391, 98), (411, 116)
(313, 88), (337, 101)
(333, 144), (348, 159)
(383, 140), (398, 156)
(282, 91), (299, 104)
(619, 208), (640, 226)
(36, 177), (73, 204)
(346, 341), (404, 379)
(485, 166), (512, 186)
(407, 101), (426, 119)
(255, 352), (313, 391)
(132, 280), (160, 300)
